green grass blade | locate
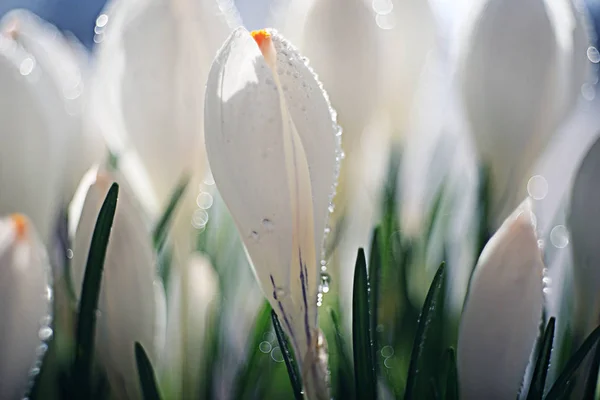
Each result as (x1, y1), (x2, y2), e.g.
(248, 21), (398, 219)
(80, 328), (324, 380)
(583, 341), (600, 400)
(233, 302), (272, 399)
(152, 173), (190, 250)
(73, 183), (119, 398)
(368, 227), (381, 366)
(353, 248), (377, 399)
(328, 308), (354, 400)
(444, 348), (459, 400)
(135, 342), (162, 400)
(527, 317), (556, 400)
(404, 262), (446, 400)
(546, 323), (600, 400)
(271, 311), (303, 399)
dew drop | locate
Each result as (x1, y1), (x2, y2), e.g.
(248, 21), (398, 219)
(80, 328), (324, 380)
(550, 225), (569, 248)
(275, 287), (287, 298)
(263, 332), (275, 342)
(319, 272), (331, 294)
(96, 14), (109, 28)
(38, 327), (53, 341)
(328, 204), (335, 213)
(262, 218), (275, 231)
(19, 58), (35, 76)
(66, 249), (73, 259)
(271, 346), (284, 362)
(250, 231), (260, 241)
(196, 192), (214, 209)
(259, 341), (272, 353)
(381, 345), (394, 358)
(588, 46), (600, 63)
(527, 175), (548, 200)
(192, 209), (209, 229)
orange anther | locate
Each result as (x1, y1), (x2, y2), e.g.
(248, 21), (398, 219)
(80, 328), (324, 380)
(251, 29), (271, 48)
(10, 213), (27, 240)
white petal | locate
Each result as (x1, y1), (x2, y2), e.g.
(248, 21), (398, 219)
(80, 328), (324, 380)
(569, 135), (600, 335)
(458, 199), (544, 399)
(293, 0), (378, 149)
(70, 168), (157, 399)
(0, 32), (68, 243)
(457, 0), (587, 229)
(0, 215), (51, 399)
(270, 31), (340, 270)
(161, 254), (219, 397)
(204, 27), (322, 365)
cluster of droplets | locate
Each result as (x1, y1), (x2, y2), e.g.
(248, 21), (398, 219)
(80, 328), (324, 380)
(24, 264), (54, 400)
(270, 30), (344, 304)
(191, 175), (216, 232)
(93, 14), (108, 44)
(258, 331), (286, 363)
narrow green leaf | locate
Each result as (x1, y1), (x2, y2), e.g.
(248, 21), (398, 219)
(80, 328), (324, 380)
(152, 173), (190, 250)
(368, 227), (382, 367)
(353, 248), (377, 399)
(527, 318), (556, 400)
(73, 183), (118, 397)
(583, 341), (600, 400)
(328, 307), (354, 400)
(444, 348), (459, 400)
(404, 262), (446, 400)
(135, 342), (162, 400)
(271, 311), (303, 399)
(233, 301), (272, 399)
(546, 323), (600, 400)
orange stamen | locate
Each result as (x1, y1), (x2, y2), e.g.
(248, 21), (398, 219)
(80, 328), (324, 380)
(251, 29), (271, 48)
(10, 213), (27, 240)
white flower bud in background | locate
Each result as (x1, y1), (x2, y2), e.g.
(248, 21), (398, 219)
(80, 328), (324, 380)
(160, 254), (219, 398)
(87, 0), (240, 256)
(0, 26), (69, 244)
(69, 166), (165, 399)
(458, 199), (544, 399)
(568, 135), (600, 337)
(457, 0), (590, 230)
(204, 27), (340, 398)
(0, 214), (52, 399)
(0, 9), (105, 198)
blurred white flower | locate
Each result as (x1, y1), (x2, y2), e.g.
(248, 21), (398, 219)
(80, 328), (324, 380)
(568, 135), (600, 337)
(0, 26), (69, 243)
(457, 0), (590, 229)
(204, 28), (340, 398)
(69, 166), (165, 399)
(87, 0), (240, 256)
(0, 214), (52, 399)
(161, 253), (219, 398)
(1, 10), (105, 198)
(458, 199), (544, 399)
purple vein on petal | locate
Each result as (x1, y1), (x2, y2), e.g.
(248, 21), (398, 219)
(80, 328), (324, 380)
(270, 274), (299, 352)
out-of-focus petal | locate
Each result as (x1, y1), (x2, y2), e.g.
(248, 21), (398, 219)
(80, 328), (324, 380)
(0, 214), (52, 399)
(70, 167), (159, 399)
(458, 199), (544, 399)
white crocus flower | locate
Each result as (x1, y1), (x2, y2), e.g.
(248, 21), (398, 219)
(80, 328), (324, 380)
(87, 0), (240, 255)
(204, 28), (340, 399)
(458, 199), (544, 399)
(568, 135), (600, 337)
(0, 26), (69, 244)
(161, 254), (219, 398)
(0, 10), (104, 198)
(457, 0), (590, 230)
(0, 214), (52, 399)
(70, 166), (165, 399)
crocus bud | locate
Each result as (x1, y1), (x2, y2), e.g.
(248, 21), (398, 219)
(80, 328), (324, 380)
(69, 166), (165, 399)
(161, 254), (219, 398)
(457, 0), (590, 229)
(458, 199), (544, 399)
(0, 10), (105, 198)
(204, 27), (341, 399)
(0, 25), (69, 243)
(0, 214), (52, 399)
(87, 0), (240, 255)
(569, 135), (600, 337)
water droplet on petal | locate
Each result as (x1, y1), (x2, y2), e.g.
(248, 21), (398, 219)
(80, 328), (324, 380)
(262, 218), (274, 231)
(250, 231), (260, 241)
(271, 346), (284, 362)
(527, 175), (548, 200)
(319, 272), (331, 294)
(588, 46), (600, 63)
(259, 341), (272, 353)
(550, 225), (569, 248)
